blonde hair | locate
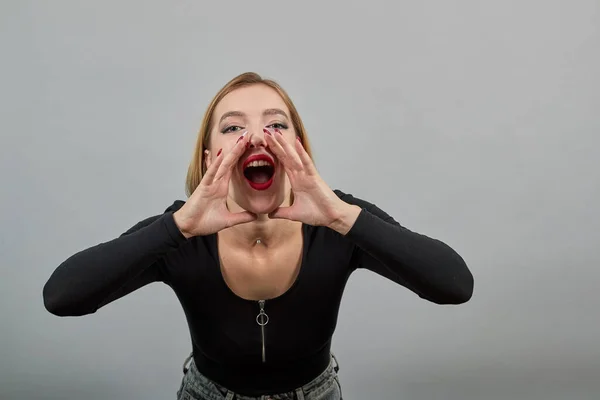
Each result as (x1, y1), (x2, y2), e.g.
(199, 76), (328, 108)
(185, 72), (314, 197)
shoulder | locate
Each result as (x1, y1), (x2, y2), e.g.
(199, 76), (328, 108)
(165, 199), (186, 213)
(333, 189), (376, 209)
(333, 189), (397, 224)
(121, 199), (186, 236)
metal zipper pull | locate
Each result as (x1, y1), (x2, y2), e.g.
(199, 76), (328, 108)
(256, 300), (269, 363)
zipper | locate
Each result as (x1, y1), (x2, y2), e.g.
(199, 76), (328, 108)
(256, 299), (269, 363)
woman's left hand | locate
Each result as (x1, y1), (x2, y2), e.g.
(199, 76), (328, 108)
(264, 128), (361, 234)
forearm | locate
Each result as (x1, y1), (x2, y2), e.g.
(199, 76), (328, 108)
(344, 206), (473, 304)
(327, 202), (362, 236)
(43, 212), (186, 316)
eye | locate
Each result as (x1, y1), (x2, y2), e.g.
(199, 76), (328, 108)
(221, 125), (243, 134)
(267, 123), (288, 130)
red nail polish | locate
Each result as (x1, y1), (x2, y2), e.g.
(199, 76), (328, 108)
(217, 148), (222, 156)
(263, 128), (272, 136)
(275, 129), (283, 135)
(236, 135), (244, 143)
(296, 136), (301, 142)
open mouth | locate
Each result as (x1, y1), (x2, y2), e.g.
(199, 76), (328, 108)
(242, 154), (275, 190)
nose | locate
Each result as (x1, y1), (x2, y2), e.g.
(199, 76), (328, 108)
(247, 129), (268, 149)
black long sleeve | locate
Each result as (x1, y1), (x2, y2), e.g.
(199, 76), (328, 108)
(339, 191), (474, 304)
(43, 207), (187, 317)
(42, 191), (473, 395)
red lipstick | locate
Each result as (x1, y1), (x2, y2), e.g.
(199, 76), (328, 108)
(242, 154), (275, 191)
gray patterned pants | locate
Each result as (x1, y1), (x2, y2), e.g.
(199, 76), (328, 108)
(177, 354), (342, 400)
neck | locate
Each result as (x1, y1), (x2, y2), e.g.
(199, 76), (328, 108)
(231, 216), (297, 247)
(223, 193), (298, 247)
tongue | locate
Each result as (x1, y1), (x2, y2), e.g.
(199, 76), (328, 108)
(246, 168), (271, 184)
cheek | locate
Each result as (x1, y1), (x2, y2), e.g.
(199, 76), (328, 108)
(206, 136), (243, 171)
(209, 134), (238, 155)
(281, 130), (297, 145)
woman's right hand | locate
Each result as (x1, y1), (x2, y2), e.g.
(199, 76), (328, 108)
(173, 132), (255, 238)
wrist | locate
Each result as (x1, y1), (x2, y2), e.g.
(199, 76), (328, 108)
(328, 202), (362, 235)
(173, 210), (194, 239)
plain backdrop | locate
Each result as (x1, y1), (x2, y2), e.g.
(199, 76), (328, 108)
(1, 1), (599, 399)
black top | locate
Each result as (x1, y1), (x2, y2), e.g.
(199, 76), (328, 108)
(42, 190), (474, 395)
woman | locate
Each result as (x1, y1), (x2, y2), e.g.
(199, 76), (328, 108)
(43, 72), (474, 400)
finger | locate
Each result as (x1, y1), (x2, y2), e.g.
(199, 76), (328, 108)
(294, 137), (318, 175)
(264, 129), (300, 171)
(273, 129), (303, 169)
(264, 129), (288, 164)
(201, 148), (224, 185)
(226, 210), (257, 227)
(268, 206), (294, 221)
(214, 131), (249, 181)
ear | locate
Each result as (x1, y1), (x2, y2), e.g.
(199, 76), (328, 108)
(204, 149), (211, 171)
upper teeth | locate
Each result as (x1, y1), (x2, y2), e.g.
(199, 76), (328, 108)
(246, 160), (271, 167)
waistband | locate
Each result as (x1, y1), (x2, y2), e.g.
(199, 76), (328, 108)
(186, 345), (335, 395)
(182, 353), (340, 400)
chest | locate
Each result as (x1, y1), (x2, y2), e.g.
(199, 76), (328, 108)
(217, 233), (304, 301)
(165, 228), (356, 364)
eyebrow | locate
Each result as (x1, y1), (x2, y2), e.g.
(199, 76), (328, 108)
(218, 108), (289, 125)
(263, 108), (289, 119)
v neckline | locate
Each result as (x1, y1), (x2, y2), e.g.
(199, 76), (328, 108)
(209, 223), (311, 304)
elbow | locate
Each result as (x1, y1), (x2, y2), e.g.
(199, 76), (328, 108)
(422, 254), (474, 305)
(429, 285), (473, 305)
(446, 281), (473, 304)
(43, 281), (91, 317)
(441, 249), (474, 305)
(436, 268), (474, 305)
(43, 281), (69, 316)
(461, 274), (475, 303)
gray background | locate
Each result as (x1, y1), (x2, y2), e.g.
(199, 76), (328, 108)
(1, 1), (599, 399)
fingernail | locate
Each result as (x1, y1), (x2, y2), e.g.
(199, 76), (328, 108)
(217, 148), (222, 156)
(296, 136), (301, 142)
(275, 129), (283, 135)
(263, 128), (272, 136)
(236, 131), (248, 143)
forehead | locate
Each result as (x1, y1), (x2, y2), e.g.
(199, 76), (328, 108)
(214, 84), (289, 117)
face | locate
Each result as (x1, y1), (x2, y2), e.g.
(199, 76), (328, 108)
(205, 84), (298, 215)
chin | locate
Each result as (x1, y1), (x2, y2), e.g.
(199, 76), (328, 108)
(231, 178), (287, 215)
(245, 199), (283, 215)
(236, 192), (285, 215)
